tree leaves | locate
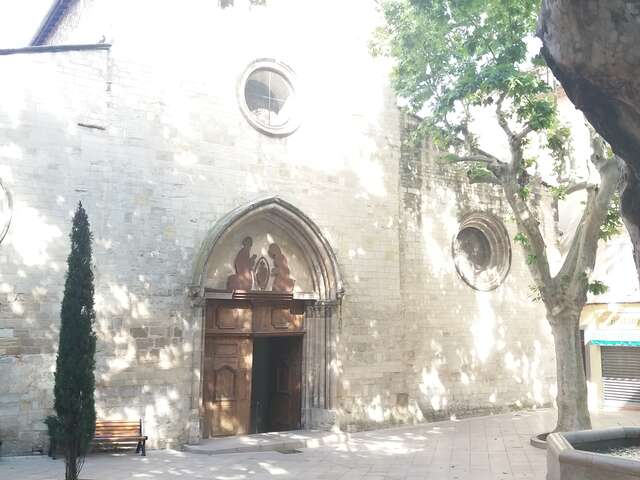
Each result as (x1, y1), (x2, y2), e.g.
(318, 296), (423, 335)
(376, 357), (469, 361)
(514, 232), (530, 248)
(599, 193), (623, 241)
(586, 279), (609, 296)
(466, 164), (492, 181)
(376, 0), (552, 142)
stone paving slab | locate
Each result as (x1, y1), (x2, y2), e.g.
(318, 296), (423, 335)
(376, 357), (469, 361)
(3, 409), (640, 480)
(184, 430), (350, 455)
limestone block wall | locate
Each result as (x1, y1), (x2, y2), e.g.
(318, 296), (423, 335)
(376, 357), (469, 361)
(0, 48), (118, 454)
(0, 1), (404, 454)
(334, 116), (558, 431)
(1, 0), (559, 454)
(397, 119), (558, 422)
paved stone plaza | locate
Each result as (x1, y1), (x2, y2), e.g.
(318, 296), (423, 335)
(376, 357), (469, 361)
(3, 409), (640, 480)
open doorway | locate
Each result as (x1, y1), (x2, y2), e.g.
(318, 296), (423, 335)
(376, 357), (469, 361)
(250, 336), (302, 434)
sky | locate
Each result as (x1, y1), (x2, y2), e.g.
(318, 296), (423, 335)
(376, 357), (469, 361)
(0, 0), (54, 47)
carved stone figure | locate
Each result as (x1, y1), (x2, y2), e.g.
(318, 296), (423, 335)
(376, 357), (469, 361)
(254, 256), (270, 291)
(226, 237), (256, 290)
(268, 243), (295, 292)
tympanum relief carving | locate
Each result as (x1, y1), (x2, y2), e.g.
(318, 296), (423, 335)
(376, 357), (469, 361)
(226, 237), (256, 290)
(226, 236), (295, 292)
(268, 243), (295, 293)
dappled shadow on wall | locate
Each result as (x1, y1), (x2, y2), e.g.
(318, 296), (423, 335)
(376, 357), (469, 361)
(336, 156), (557, 430)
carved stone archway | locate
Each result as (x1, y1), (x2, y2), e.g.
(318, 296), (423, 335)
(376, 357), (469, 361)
(187, 197), (343, 442)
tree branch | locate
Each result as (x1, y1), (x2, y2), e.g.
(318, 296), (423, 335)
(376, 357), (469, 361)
(515, 123), (534, 142)
(474, 146), (503, 163)
(496, 93), (514, 140)
(496, 94), (527, 175)
(565, 181), (590, 195)
(556, 133), (621, 300)
(439, 107), (509, 183)
(438, 151), (507, 182)
(503, 179), (553, 289)
(440, 153), (496, 164)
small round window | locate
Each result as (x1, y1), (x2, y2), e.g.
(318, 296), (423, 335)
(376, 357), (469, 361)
(452, 213), (511, 291)
(239, 60), (299, 136)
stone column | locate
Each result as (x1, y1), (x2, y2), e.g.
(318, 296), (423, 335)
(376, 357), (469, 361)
(302, 300), (340, 430)
(186, 296), (205, 444)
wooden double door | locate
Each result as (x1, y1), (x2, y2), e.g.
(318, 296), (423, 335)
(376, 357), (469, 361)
(202, 300), (304, 437)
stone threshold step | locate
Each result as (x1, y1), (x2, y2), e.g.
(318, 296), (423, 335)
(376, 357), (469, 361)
(184, 430), (348, 455)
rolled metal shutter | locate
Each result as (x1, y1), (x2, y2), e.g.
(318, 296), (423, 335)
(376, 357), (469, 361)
(602, 346), (640, 405)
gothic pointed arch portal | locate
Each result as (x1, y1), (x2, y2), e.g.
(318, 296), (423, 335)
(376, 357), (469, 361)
(188, 197), (343, 441)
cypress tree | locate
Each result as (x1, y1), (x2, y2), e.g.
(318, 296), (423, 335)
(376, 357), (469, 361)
(53, 202), (96, 480)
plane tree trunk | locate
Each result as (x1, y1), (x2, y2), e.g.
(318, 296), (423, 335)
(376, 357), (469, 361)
(497, 126), (619, 432)
(549, 308), (591, 431)
(448, 107), (620, 431)
(538, 0), (640, 284)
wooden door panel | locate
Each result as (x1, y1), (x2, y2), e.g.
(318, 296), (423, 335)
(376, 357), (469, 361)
(253, 305), (304, 333)
(251, 305), (271, 333)
(214, 367), (236, 400)
(206, 302), (252, 334)
(203, 336), (252, 437)
(271, 308), (304, 331)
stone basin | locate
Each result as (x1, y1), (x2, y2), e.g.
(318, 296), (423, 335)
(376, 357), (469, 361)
(547, 427), (640, 479)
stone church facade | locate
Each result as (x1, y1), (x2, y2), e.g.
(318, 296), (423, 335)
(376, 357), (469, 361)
(0, 0), (557, 455)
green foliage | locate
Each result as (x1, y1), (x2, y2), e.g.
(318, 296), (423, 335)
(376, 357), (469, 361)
(44, 415), (63, 458)
(549, 185), (568, 200)
(378, 0), (616, 319)
(522, 157), (537, 170)
(587, 280), (609, 296)
(44, 415), (62, 449)
(54, 202), (96, 480)
(599, 193), (623, 241)
(441, 153), (462, 164)
(376, 0), (557, 147)
(518, 186), (530, 200)
(546, 121), (573, 179)
(579, 271), (609, 296)
(466, 164), (492, 181)
(528, 284), (543, 302)
(514, 232), (530, 249)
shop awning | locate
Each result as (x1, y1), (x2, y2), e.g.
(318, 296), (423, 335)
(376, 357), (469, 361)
(591, 339), (640, 347)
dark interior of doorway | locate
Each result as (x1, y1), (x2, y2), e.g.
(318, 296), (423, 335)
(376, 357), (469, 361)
(250, 336), (302, 434)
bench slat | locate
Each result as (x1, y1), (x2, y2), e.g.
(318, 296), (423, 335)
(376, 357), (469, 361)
(95, 423), (139, 426)
(96, 428), (140, 435)
(96, 420), (139, 423)
(91, 419), (146, 456)
(94, 436), (146, 440)
(95, 426), (139, 429)
(96, 427), (139, 430)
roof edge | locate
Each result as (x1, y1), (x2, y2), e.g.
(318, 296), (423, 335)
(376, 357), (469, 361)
(30, 0), (75, 46)
(0, 43), (110, 56)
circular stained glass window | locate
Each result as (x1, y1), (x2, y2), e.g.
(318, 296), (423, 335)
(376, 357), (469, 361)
(239, 60), (299, 136)
(452, 213), (511, 291)
(457, 227), (492, 271)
